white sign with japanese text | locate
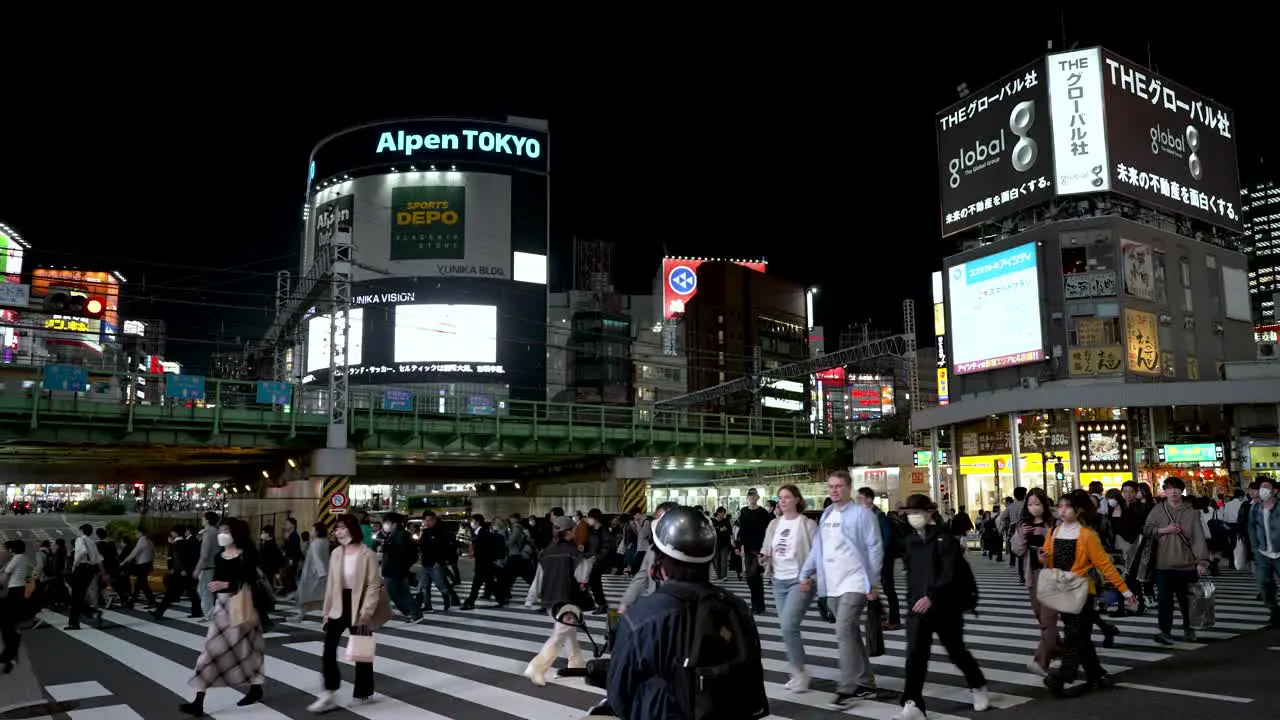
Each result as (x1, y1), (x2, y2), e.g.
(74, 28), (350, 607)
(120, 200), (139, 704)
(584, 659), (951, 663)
(1047, 48), (1111, 196)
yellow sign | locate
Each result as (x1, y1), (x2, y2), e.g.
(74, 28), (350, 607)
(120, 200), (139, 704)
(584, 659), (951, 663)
(933, 303), (946, 336)
(1125, 308), (1160, 375)
(936, 367), (949, 405)
(1250, 445), (1280, 468)
(959, 453), (1073, 475)
(1068, 346), (1123, 376)
(45, 317), (91, 332)
(1187, 356), (1200, 380)
(1079, 471), (1132, 490)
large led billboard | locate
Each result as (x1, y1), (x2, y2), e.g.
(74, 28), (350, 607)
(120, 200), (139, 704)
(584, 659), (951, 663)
(661, 257), (767, 320)
(30, 269), (122, 345)
(1097, 50), (1242, 232)
(946, 242), (1044, 375)
(309, 172), (513, 282)
(937, 60), (1053, 236)
(305, 309), (364, 374)
(939, 49), (1243, 236)
(394, 304), (497, 364)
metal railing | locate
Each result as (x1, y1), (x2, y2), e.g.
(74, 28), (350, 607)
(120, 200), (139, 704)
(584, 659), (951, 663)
(0, 365), (835, 441)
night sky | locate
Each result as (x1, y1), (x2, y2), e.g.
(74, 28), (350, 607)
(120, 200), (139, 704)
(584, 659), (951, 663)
(0, 15), (1270, 373)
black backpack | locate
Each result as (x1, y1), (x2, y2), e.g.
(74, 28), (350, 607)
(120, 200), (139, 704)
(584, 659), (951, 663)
(658, 583), (769, 720)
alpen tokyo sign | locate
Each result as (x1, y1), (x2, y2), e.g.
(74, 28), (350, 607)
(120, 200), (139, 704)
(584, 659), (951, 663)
(376, 129), (543, 160)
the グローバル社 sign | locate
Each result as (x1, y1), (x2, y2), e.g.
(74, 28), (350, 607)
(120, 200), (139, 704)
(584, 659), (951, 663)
(937, 60), (1053, 237)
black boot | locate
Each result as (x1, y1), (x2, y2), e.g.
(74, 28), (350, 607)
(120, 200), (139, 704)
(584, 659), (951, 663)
(238, 684), (264, 706)
(179, 691), (206, 716)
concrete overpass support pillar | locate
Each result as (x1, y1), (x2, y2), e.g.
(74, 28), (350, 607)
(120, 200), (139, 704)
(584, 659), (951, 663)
(311, 447), (357, 537)
(612, 457), (652, 514)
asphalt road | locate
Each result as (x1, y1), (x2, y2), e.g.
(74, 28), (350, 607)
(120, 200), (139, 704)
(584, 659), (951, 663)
(0, 514), (126, 544)
(3, 554), (1273, 720)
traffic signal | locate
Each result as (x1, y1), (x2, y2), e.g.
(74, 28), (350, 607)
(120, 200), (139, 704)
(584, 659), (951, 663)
(1054, 462), (1065, 484)
(44, 291), (106, 319)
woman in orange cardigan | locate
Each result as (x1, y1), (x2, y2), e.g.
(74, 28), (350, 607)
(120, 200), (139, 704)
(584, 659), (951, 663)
(1039, 490), (1136, 695)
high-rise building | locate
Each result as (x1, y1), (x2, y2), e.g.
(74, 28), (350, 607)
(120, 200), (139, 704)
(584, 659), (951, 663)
(1243, 180), (1280, 327)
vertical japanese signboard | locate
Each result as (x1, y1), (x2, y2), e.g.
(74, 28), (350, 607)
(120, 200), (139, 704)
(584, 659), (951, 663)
(1124, 308), (1160, 375)
(1047, 48), (1111, 196)
(936, 61), (1052, 236)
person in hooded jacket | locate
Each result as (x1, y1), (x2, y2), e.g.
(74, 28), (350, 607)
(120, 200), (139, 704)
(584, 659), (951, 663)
(523, 515), (585, 685)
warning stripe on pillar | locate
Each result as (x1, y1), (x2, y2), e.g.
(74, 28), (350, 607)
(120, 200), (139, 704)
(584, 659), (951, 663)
(620, 479), (647, 514)
(318, 476), (350, 537)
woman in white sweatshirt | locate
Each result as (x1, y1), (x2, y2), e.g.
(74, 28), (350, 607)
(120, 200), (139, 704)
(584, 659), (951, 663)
(760, 485), (819, 693)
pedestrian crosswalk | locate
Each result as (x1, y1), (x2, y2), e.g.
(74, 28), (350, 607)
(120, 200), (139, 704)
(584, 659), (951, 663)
(13, 558), (1272, 719)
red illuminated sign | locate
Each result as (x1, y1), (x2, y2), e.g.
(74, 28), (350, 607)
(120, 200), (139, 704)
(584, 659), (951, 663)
(661, 257), (766, 320)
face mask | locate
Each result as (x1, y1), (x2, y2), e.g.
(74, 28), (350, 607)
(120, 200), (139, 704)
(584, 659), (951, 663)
(907, 514), (929, 530)
(260, 533), (269, 541)
(382, 522), (393, 533)
(217, 532), (233, 547)
(336, 534), (351, 545)
(1108, 498), (1118, 508)
(1261, 487), (1274, 501)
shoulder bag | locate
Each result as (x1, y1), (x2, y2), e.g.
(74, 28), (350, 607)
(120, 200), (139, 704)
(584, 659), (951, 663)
(1035, 531), (1089, 615)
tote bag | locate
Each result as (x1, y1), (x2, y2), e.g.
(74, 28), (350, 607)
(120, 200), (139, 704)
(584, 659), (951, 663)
(229, 586), (258, 626)
(1035, 568), (1088, 614)
(345, 629), (376, 663)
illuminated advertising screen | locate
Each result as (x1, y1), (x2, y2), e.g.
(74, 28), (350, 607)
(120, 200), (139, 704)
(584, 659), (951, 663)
(305, 309), (365, 374)
(0, 229), (24, 281)
(936, 60), (1053, 236)
(30, 269), (122, 345)
(946, 242), (1044, 375)
(1096, 50), (1242, 232)
(661, 257), (767, 320)
(301, 277), (544, 400)
(394, 304), (497, 364)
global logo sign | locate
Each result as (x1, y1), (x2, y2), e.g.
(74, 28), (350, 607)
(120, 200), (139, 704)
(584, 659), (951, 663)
(668, 265), (697, 296)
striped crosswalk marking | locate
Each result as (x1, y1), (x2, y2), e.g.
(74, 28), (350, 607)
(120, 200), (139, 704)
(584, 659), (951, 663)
(21, 556), (1269, 719)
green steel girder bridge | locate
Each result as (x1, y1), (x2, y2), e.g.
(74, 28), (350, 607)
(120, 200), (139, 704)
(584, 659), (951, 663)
(0, 370), (843, 473)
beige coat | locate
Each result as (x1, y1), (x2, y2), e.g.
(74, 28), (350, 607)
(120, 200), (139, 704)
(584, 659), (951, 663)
(322, 544), (392, 628)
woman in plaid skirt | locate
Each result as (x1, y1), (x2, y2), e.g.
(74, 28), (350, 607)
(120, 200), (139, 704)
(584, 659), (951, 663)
(180, 518), (267, 716)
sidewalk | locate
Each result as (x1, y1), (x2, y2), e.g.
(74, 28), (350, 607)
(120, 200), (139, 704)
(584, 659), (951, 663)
(984, 623), (1280, 719)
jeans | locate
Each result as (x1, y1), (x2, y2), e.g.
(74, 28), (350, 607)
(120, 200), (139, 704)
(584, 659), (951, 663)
(197, 568), (215, 619)
(383, 575), (420, 620)
(1254, 553), (1280, 609)
(833, 591), (874, 693)
(1155, 568), (1196, 634)
(902, 609), (986, 712)
(713, 546), (731, 580)
(416, 564), (451, 612)
(772, 577), (813, 670)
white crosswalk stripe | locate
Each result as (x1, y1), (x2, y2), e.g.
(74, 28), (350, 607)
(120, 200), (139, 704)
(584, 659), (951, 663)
(20, 556), (1271, 719)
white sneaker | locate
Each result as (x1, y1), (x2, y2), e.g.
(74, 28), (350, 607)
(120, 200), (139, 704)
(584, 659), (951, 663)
(306, 690), (338, 713)
(785, 670), (810, 692)
(894, 700), (926, 720)
(523, 660), (548, 687)
(1025, 660), (1048, 677)
(972, 686), (991, 712)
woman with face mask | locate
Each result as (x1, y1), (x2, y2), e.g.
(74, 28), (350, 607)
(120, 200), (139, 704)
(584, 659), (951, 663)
(180, 519), (267, 716)
(307, 513), (390, 713)
(759, 485), (819, 693)
(894, 494), (989, 720)
(1010, 488), (1060, 676)
(1040, 493), (1136, 695)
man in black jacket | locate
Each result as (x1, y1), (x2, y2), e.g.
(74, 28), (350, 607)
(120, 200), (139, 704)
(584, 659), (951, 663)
(897, 493), (989, 720)
(736, 488), (772, 613)
(415, 511), (454, 613)
(380, 513), (422, 622)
